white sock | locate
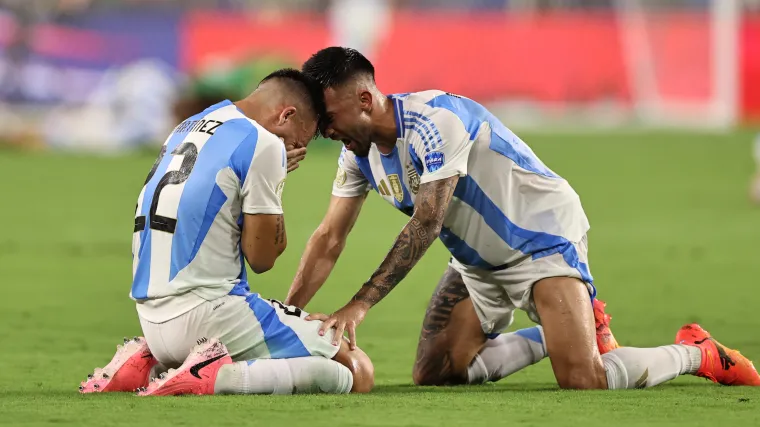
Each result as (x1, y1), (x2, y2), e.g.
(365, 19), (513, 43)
(602, 345), (701, 389)
(467, 326), (547, 384)
(213, 357), (354, 395)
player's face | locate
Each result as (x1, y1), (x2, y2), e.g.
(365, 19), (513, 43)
(271, 107), (318, 150)
(322, 86), (373, 157)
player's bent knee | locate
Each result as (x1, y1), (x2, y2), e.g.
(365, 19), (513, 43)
(412, 365), (443, 386)
(412, 336), (480, 386)
(413, 371), (460, 386)
(411, 349), (436, 385)
(412, 353), (469, 386)
(412, 362), (462, 386)
(333, 341), (375, 393)
(533, 276), (606, 390)
(349, 350), (374, 394)
(555, 363), (607, 390)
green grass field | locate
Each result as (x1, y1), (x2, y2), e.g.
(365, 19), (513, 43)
(1, 132), (760, 426)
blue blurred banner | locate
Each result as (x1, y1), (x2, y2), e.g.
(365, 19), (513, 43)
(0, 1), (757, 152)
(0, 8), (180, 104)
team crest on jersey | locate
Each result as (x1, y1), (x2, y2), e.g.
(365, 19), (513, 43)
(406, 163), (420, 194)
(335, 167), (347, 188)
(387, 174), (404, 203)
(424, 152), (445, 173)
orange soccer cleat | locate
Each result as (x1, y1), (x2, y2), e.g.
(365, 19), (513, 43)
(593, 299), (620, 355)
(676, 323), (760, 386)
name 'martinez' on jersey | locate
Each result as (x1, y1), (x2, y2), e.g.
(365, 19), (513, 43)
(333, 90), (592, 282)
(130, 100), (287, 323)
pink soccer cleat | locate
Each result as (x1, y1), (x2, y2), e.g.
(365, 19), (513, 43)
(79, 337), (157, 393)
(137, 337), (232, 396)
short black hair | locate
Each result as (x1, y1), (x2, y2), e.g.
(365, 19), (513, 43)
(260, 68), (327, 136)
(302, 47), (375, 89)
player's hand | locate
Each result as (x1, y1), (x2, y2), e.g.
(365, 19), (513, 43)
(305, 312), (329, 321)
(313, 301), (369, 350)
(286, 146), (307, 173)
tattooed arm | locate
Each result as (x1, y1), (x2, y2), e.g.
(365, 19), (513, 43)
(352, 175), (459, 307)
(312, 108), (473, 347)
(315, 176), (459, 348)
(241, 214), (287, 274)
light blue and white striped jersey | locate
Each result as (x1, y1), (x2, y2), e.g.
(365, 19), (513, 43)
(131, 100), (287, 322)
(332, 90), (592, 283)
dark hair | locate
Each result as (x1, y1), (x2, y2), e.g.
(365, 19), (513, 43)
(260, 68), (327, 137)
(302, 47), (375, 89)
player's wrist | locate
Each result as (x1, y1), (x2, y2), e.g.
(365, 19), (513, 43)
(349, 294), (374, 311)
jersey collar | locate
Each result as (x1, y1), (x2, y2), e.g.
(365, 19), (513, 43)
(388, 94), (406, 140)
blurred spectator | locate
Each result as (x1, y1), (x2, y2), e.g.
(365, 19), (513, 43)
(0, 0), (754, 152)
(41, 59), (178, 151)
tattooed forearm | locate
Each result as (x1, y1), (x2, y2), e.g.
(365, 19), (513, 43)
(274, 215), (285, 245)
(352, 217), (429, 305)
(351, 175), (459, 307)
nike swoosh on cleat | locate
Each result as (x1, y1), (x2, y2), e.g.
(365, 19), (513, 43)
(713, 340), (736, 370)
(189, 354), (228, 379)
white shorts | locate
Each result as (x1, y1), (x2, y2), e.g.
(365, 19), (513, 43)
(138, 294), (339, 368)
(450, 235), (596, 335)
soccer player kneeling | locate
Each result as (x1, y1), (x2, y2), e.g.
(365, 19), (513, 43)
(288, 48), (759, 390)
(79, 69), (373, 396)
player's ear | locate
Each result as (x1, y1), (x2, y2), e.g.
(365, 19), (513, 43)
(359, 90), (373, 112)
(277, 106), (297, 126)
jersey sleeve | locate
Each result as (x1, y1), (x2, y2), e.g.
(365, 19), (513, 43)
(238, 132), (287, 215)
(331, 146), (370, 197)
(408, 109), (471, 185)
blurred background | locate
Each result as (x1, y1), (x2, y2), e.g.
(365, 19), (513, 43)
(3, 3), (760, 422)
(1, 0), (759, 152)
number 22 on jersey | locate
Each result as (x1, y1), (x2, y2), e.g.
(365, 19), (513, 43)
(134, 142), (199, 235)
